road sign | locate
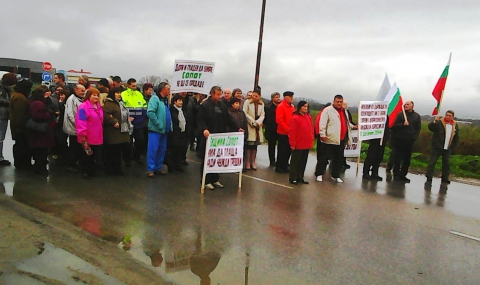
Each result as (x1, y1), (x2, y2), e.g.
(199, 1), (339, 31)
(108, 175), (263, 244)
(42, 62), (52, 71)
(42, 72), (52, 81)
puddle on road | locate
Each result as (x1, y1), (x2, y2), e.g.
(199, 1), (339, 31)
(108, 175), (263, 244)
(3, 242), (126, 285)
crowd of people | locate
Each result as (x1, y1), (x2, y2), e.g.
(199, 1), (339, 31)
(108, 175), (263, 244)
(0, 72), (459, 188)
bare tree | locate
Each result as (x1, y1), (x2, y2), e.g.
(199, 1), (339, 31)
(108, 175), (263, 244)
(138, 75), (171, 86)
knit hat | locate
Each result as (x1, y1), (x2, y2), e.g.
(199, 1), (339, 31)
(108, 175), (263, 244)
(283, 91), (294, 97)
(172, 94), (183, 103)
(98, 78), (109, 87)
(297, 100), (308, 110)
(15, 78), (33, 90)
(79, 75), (89, 83)
(230, 97), (241, 106)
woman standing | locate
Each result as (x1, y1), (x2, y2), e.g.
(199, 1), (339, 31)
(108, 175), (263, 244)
(288, 101), (314, 184)
(227, 97), (248, 172)
(103, 87), (132, 176)
(28, 88), (55, 175)
(243, 89), (265, 170)
(76, 88), (104, 179)
(167, 94), (188, 172)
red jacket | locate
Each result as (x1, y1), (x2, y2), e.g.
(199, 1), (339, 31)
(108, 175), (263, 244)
(276, 100), (295, 135)
(288, 112), (314, 150)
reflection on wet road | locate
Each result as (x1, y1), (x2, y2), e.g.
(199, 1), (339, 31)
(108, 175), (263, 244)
(2, 136), (480, 284)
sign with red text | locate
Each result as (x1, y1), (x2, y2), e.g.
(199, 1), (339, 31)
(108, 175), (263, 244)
(203, 132), (244, 174)
(171, 59), (215, 95)
(344, 130), (360, 157)
(42, 62), (52, 71)
(358, 101), (388, 141)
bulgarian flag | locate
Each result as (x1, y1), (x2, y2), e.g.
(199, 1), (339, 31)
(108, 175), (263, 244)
(384, 83), (404, 128)
(432, 53), (452, 115)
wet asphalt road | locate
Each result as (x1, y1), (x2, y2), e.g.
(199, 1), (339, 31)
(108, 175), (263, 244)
(1, 129), (480, 284)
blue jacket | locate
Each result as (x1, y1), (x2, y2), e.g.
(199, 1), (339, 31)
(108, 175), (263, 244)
(147, 94), (172, 134)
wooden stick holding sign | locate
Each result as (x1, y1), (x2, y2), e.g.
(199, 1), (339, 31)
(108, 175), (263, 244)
(200, 132), (245, 193)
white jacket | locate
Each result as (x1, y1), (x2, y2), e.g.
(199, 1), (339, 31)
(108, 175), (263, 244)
(319, 106), (352, 145)
(63, 94), (83, 136)
(243, 99), (265, 142)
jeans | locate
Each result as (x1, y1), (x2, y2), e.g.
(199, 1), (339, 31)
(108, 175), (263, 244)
(147, 131), (168, 172)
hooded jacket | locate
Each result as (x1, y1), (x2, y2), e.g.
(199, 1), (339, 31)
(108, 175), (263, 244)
(289, 112), (314, 150)
(147, 94), (172, 134)
(75, 100), (104, 145)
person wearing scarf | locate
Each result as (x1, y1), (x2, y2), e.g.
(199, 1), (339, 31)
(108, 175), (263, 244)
(103, 87), (132, 176)
(167, 94), (188, 172)
(425, 110), (460, 184)
(243, 88), (265, 170)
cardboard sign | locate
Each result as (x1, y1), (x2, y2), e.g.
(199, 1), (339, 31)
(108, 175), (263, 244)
(358, 101), (388, 141)
(344, 130), (360, 158)
(203, 132), (244, 174)
(171, 60), (215, 95)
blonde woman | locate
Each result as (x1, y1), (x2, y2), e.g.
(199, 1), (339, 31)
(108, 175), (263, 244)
(243, 89), (265, 170)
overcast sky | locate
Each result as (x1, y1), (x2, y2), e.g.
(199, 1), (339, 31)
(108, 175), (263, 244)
(2, 0), (479, 118)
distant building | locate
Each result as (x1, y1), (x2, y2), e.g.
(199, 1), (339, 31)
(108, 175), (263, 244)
(0, 57), (54, 82)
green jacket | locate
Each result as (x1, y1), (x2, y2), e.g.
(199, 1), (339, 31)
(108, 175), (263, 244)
(147, 94), (172, 134)
(121, 88), (147, 108)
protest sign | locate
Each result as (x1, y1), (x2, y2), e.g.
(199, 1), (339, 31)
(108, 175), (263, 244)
(171, 60), (215, 95)
(344, 130), (360, 158)
(358, 101), (388, 141)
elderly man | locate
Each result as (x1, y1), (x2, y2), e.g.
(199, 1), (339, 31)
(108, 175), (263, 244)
(221, 88), (233, 104)
(391, 100), (421, 183)
(275, 91), (295, 173)
(425, 110), (459, 184)
(63, 84), (86, 172)
(264, 92), (281, 166)
(317, 94), (352, 183)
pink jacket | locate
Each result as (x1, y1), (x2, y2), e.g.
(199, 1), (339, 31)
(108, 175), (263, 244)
(76, 100), (104, 145)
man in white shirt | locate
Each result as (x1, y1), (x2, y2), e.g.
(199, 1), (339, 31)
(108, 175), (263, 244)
(425, 110), (459, 184)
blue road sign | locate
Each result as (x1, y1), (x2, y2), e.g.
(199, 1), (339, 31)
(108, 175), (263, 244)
(42, 72), (52, 81)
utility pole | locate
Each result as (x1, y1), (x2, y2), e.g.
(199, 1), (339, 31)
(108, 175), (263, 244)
(254, 0), (266, 90)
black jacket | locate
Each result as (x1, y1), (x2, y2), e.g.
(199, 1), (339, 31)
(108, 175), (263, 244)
(227, 107), (248, 139)
(196, 98), (238, 134)
(264, 102), (278, 137)
(428, 119), (459, 151)
(168, 105), (188, 147)
(392, 110), (421, 141)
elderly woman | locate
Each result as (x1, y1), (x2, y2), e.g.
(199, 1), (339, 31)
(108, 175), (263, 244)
(103, 87), (132, 176)
(288, 101), (314, 184)
(76, 88), (104, 179)
(28, 88), (55, 175)
(243, 88), (265, 170)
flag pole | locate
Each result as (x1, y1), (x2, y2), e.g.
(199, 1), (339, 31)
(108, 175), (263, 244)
(401, 103), (409, 124)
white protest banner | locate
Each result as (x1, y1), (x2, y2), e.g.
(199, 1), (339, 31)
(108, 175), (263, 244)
(203, 132), (244, 174)
(171, 60), (215, 95)
(358, 101), (388, 141)
(344, 130), (360, 158)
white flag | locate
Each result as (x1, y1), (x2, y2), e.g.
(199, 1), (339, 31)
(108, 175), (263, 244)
(375, 73), (391, 101)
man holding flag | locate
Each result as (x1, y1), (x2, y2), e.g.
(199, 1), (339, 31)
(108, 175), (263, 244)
(391, 100), (421, 183)
(432, 53), (451, 116)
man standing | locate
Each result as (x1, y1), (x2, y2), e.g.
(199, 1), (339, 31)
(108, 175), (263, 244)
(317, 95), (352, 183)
(146, 82), (172, 178)
(9, 78), (33, 170)
(112, 76), (124, 90)
(342, 101), (357, 169)
(197, 86), (241, 190)
(0, 73), (17, 166)
(362, 117), (390, 181)
(180, 92), (196, 165)
(391, 100), (421, 182)
(51, 73), (72, 94)
(275, 91), (295, 173)
(63, 84), (85, 172)
(221, 88), (232, 105)
(264, 92), (281, 166)
(122, 78), (148, 165)
(425, 110), (459, 184)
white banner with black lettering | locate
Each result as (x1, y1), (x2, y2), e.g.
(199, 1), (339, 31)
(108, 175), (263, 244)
(171, 59), (215, 95)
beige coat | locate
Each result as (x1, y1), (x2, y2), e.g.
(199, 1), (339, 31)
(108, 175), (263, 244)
(243, 99), (265, 143)
(319, 106), (352, 145)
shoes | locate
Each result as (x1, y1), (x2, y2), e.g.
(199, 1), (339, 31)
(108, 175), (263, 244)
(316, 176), (323, 182)
(275, 168), (286, 173)
(242, 168), (247, 173)
(331, 177), (344, 183)
(441, 179), (451, 184)
(426, 177), (433, 182)
(190, 145), (196, 152)
(401, 176), (411, 183)
(362, 174), (374, 180)
(147, 171), (155, 178)
(213, 181), (224, 188)
(371, 175), (383, 181)
(269, 163), (276, 167)
(181, 160), (189, 166)
(51, 155), (59, 160)
(0, 160), (12, 166)
(251, 166), (257, 170)
(205, 183), (215, 190)
(300, 180), (309, 184)
(395, 176), (410, 183)
(343, 164), (351, 169)
(289, 180), (298, 185)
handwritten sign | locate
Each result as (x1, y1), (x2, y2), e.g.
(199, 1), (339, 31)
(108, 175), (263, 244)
(344, 130), (360, 157)
(204, 132), (244, 174)
(358, 101), (388, 141)
(171, 60), (215, 95)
